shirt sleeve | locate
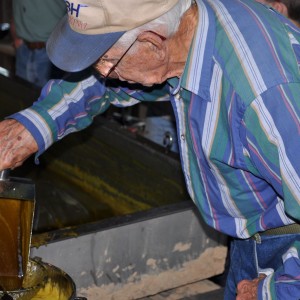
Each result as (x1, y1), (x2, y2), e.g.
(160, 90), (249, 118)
(9, 73), (109, 157)
(258, 241), (300, 300)
(243, 82), (300, 222)
(9, 72), (171, 158)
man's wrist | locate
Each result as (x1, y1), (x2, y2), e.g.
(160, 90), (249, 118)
(7, 109), (54, 158)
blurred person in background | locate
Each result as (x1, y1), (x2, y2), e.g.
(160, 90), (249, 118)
(256, 0), (300, 27)
(10, 0), (66, 87)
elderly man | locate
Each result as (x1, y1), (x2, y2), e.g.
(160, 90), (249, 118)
(0, 0), (300, 299)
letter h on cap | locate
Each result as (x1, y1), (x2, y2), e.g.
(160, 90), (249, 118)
(65, 1), (88, 18)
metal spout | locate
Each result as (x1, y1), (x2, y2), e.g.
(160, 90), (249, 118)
(0, 169), (9, 181)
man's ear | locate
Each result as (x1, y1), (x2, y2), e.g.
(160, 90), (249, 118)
(136, 31), (165, 52)
(271, 2), (289, 17)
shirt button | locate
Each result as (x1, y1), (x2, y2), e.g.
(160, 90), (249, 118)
(243, 147), (250, 157)
(180, 134), (185, 141)
(175, 94), (181, 100)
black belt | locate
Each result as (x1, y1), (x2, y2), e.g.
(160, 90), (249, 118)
(252, 223), (300, 242)
(25, 41), (46, 50)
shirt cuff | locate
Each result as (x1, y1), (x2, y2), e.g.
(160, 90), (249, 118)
(8, 108), (54, 161)
(258, 273), (276, 300)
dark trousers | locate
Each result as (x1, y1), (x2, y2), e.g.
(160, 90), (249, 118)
(224, 233), (300, 299)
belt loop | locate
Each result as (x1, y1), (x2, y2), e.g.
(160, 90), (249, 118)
(252, 233), (262, 244)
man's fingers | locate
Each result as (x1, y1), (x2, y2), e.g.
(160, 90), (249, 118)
(236, 279), (256, 300)
(236, 274), (267, 300)
(0, 119), (38, 170)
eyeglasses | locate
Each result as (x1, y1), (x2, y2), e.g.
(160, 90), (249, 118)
(94, 37), (138, 78)
(94, 31), (166, 78)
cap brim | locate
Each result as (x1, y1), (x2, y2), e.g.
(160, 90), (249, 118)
(46, 15), (125, 72)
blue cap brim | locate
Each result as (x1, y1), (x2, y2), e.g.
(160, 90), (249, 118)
(46, 15), (125, 72)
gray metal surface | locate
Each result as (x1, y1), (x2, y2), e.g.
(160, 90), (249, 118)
(31, 202), (227, 299)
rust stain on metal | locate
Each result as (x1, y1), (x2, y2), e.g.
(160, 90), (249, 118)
(172, 242), (192, 252)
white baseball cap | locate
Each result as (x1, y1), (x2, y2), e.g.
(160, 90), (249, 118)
(47, 0), (179, 72)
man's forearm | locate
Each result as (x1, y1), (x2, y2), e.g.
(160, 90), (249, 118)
(9, 74), (109, 159)
(0, 119), (38, 170)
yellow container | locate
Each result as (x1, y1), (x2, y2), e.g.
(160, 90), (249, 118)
(0, 258), (86, 300)
(0, 170), (35, 291)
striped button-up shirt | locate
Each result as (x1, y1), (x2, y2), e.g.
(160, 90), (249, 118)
(10, 0), (300, 297)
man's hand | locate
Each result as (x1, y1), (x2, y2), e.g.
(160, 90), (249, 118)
(12, 37), (24, 49)
(10, 18), (24, 49)
(0, 119), (38, 170)
(236, 274), (266, 300)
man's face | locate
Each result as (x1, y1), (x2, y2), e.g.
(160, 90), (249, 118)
(94, 32), (167, 87)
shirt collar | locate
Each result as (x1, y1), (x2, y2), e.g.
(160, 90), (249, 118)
(168, 0), (216, 100)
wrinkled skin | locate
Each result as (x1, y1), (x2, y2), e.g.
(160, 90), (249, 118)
(94, 5), (199, 87)
(236, 274), (266, 300)
(0, 119), (38, 170)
